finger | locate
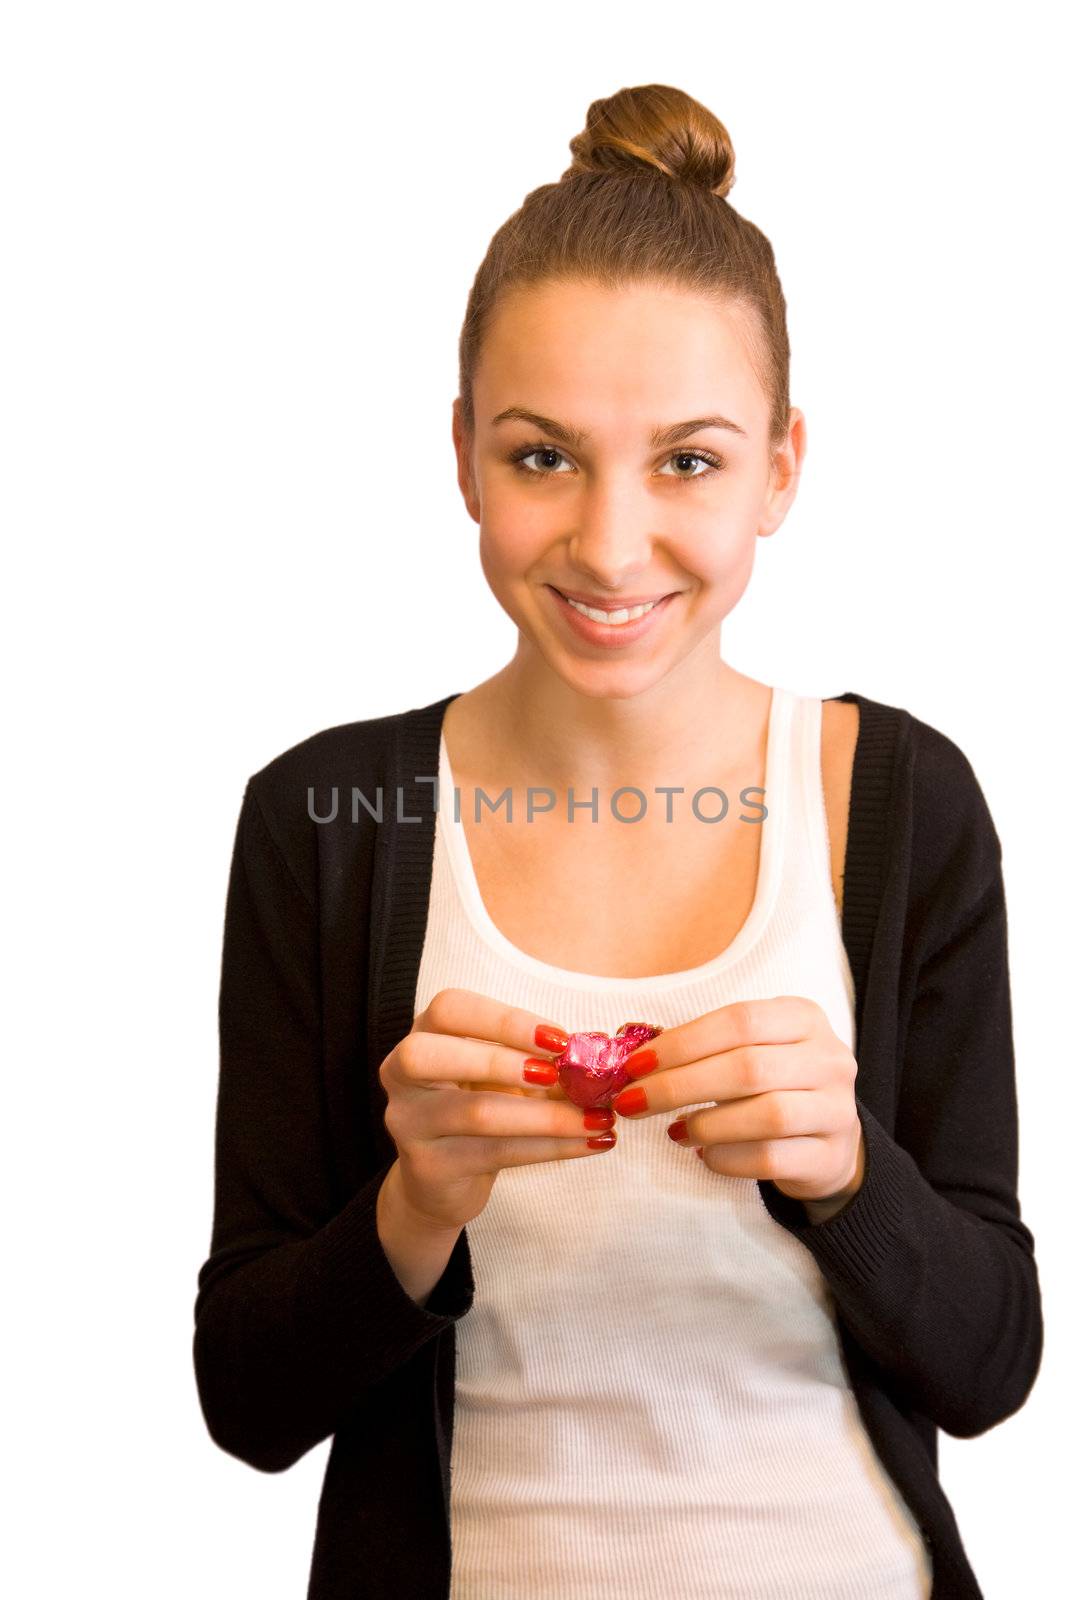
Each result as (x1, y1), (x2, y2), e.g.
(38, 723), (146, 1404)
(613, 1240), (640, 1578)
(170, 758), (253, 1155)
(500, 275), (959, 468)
(668, 1088), (843, 1146)
(412, 987), (570, 1058)
(481, 1128), (619, 1167)
(395, 989), (571, 1098)
(414, 1082), (618, 1160)
(392, 1026), (572, 1100)
(629, 996), (821, 1083)
(613, 1039), (814, 1120)
(694, 1133), (827, 1182)
(466, 1082), (570, 1101)
(463, 1132), (620, 1171)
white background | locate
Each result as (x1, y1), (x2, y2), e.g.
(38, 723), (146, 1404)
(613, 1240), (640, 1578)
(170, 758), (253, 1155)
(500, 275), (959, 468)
(4, 2), (1061, 1595)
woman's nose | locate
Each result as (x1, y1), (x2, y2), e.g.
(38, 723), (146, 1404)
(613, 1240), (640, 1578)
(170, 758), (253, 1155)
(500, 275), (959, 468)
(567, 480), (656, 583)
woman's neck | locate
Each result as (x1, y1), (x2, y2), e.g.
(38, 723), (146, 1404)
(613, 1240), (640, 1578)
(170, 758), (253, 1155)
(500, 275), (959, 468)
(444, 651), (772, 798)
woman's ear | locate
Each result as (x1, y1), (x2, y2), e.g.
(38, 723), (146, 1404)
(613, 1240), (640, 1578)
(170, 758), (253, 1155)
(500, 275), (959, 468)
(452, 397), (481, 522)
(756, 405), (807, 540)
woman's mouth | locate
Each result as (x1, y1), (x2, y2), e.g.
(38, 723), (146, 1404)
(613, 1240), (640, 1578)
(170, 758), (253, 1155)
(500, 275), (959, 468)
(547, 585), (680, 647)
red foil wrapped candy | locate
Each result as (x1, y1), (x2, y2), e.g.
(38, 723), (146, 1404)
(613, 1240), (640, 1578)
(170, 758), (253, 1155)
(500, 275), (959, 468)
(552, 1022), (663, 1110)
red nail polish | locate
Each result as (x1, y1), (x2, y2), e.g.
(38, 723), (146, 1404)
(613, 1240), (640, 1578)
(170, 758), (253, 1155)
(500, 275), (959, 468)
(523, 1059), (558, 1085)
(534, 1024), (569, 1053)
(667, 1118), (689, 1143)
(614, 1085), (647, 1116)
(583, 1108), (615, 1131)
(586, 1131), (617, 1150)
(624, 1048), (658, 1078)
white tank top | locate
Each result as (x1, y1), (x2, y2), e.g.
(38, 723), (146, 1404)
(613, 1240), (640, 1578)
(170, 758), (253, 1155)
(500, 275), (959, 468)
(413, 684), (933, 1600)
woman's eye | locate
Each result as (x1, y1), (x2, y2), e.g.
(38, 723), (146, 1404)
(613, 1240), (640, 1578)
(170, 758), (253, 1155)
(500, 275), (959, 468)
(658, 449), (724, 478)
(509, 445), (576, 477)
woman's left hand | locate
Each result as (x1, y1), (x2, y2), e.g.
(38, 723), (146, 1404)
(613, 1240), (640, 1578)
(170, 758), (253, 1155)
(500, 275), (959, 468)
(613, 996), (866, 1216)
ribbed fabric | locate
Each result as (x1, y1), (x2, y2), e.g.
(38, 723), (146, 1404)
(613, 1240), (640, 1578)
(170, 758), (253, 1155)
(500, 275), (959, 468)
(414, 686), (931, 1600)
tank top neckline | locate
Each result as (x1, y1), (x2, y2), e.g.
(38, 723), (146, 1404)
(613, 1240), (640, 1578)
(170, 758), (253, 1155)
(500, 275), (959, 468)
(436, 683), (798, 994)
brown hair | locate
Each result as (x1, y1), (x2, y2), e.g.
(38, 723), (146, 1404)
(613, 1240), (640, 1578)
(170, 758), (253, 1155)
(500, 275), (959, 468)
(457, 83), (791, 461)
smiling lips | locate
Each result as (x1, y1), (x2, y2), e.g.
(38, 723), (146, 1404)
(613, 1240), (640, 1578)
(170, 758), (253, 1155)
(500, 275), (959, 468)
(549, 584), (678, 644)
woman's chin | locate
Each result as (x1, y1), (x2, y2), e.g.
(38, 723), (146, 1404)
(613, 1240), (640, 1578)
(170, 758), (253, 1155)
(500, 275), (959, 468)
(536, 644), (682, 700)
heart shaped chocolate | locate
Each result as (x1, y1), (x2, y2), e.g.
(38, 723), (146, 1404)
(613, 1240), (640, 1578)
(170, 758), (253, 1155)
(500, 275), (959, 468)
(553, 1022), (663, 1110)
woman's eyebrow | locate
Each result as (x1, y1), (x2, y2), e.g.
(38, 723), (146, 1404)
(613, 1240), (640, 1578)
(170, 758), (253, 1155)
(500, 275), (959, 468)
(491, 407), (747, 445)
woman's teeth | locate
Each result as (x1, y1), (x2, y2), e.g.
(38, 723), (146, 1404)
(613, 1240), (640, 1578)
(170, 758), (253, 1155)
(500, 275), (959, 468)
(564, 596), (658, 625)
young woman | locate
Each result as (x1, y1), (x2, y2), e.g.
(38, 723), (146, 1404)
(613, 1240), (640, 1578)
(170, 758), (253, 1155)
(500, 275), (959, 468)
(194, 84), (1043, 1600)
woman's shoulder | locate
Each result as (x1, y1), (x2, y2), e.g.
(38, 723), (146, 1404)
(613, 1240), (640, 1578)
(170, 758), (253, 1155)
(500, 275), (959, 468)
(248, 706), (400, 795)
(894, 695), (997, 843)
(835, 689), (1003, 922)
(826, 689), (994, 817)
(822, 689), (1005, 974)
(240, 690), (460, 855)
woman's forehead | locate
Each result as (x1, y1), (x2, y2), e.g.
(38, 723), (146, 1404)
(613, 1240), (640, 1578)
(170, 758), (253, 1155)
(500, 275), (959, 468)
(477, 283), (767, 435)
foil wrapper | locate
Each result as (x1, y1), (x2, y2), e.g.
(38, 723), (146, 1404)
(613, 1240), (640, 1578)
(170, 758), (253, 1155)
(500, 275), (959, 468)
(553, 1021), (663, 1110)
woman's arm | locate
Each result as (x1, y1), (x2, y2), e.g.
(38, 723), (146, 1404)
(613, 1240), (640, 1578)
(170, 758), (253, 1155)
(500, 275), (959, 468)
(758, 742), (1044, 1439)
(192, 781), (474, 1475)
(376, 1160), (465, 1306)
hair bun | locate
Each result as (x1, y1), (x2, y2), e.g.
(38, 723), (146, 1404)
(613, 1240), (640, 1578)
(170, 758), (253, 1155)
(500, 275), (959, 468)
(566, 83), (735, 198)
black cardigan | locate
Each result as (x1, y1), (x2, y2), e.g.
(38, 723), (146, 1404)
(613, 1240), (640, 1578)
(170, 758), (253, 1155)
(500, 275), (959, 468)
(193, 690), (1044, 1600)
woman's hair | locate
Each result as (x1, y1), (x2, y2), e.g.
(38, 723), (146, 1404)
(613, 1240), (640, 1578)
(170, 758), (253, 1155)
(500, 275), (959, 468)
(458, 83), (790, 462)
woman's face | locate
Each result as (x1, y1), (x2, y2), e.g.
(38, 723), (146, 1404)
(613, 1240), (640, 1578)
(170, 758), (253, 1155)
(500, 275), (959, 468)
(454, 277), (805, 700)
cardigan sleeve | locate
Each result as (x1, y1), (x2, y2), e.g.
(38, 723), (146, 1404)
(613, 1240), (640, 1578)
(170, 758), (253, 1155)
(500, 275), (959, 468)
(192, 779), (474, 1475)
(758, 741), (1044, 1439)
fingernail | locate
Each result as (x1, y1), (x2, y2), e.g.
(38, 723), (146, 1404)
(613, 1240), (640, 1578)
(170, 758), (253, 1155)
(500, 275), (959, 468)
(586, 1131), (617, 1150)
(625, 1049), (658, 1078)
(583, 1108), (615, 1131)
(523, 1059), (558, 1085)
(613, 1085), (648, 1116)
(534, 1024), (569, 1053)
(667, 1118), (689, 1143)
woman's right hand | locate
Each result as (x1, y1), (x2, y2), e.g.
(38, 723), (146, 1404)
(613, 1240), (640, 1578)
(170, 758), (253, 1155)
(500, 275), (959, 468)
(378, 987), (617, 1234)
